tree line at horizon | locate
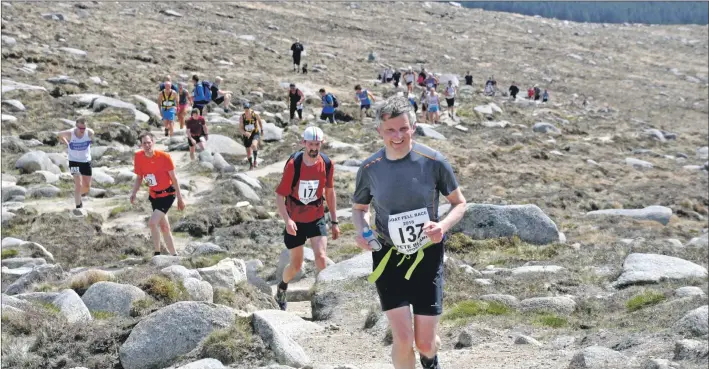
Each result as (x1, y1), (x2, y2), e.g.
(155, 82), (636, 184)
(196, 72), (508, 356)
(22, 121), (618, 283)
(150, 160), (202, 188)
(461, 1), (709, 25)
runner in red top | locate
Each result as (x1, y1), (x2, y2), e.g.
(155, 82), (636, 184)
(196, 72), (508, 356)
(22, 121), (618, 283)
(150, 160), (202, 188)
(273, 126), (340, 310)
(130, 132), (186, 256)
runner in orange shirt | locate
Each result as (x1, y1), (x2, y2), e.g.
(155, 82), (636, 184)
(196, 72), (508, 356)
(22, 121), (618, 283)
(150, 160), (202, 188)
(129, 132), (186, 256)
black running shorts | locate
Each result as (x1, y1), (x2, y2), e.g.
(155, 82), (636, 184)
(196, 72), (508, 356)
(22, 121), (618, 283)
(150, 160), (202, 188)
(284, 217), (328, 249)
(446, 98), (455, 107)
(242, 133), (260, 148)
(372, 241), (444, 316)
(68, 161), (92, 176)
(149, 194), (175, 214)
(188, 135), (204, 147)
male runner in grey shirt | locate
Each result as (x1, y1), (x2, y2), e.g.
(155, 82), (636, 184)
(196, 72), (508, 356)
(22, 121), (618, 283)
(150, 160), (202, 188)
(351, 96), (467, 369)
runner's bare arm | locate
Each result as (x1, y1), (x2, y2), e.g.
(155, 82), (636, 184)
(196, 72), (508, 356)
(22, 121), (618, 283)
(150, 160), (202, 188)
(324, 187), (338, 221)
(437, 188), (466, 232)
(129, 174), (143, 204)
(56, 130), (71, 145)
(275, 195), (291, 222)
(257, 115), (263, 133)
(351, 203), (371, 234)
(238, 116), (246, 136)
(298, 90), (304, 104)
(167, 170), (184, 202)
(87, 128), (94, 140)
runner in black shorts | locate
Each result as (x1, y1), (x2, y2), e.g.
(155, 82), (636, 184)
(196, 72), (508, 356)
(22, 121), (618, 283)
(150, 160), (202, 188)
(185, 108), (208, 160)
(352, 96), (467, 369)
(57, 117), (94, 209)
(239, 103), (263, 170)
(130, 133), (186, 256)
(274, 126), (340, 311)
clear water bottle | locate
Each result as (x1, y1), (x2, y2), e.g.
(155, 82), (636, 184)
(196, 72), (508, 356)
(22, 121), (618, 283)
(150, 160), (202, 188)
(362, 226), (382, 251)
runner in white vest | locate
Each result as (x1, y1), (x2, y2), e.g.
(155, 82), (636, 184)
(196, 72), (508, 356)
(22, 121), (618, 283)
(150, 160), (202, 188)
(57, 117), (94, 209)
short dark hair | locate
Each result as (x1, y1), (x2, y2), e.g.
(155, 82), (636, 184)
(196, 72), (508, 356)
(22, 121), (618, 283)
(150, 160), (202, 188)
(354, 84), (361, 90)
(191, 108), (200, 115)
(191, 74), (199, 82)
(319, 88), (326, 93)
(75, 117), (87, 126)
(289, 83), (295, 87)
(139, 132), (155, 143)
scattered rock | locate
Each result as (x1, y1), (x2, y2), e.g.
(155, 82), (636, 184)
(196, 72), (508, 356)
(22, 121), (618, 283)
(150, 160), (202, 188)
(569, 346), (627, 368)
(586, 206), (672, 226)
(81, 281), (147, 317)
(5, 264), (64, 295)
(197, 258), (248, 290)
(119, 302), (237, 369)
(174, 359), (227, 369)
(673, 339), (708, 362)
(533, 122), (561, 135)
(416, 124), (446, 140)
(161, 9), (183, 17)
(183, 277), (214, 302)
(514, 335), (542, 346)
(674, 305), (708, 337)
(161, 265), (201, 282)
(612, 253), (708, 288)
(519, 296), (576, 315)
(451, 204), (561, 245)
(674, 286), (706, 298)
(15, 151), (61, 174)
(625, 157), (654, 169)
(52, 289), (92, 323)
(511, 265), (566, 276)
(253, 310), (324, 367)
(685, 233), (708, 248)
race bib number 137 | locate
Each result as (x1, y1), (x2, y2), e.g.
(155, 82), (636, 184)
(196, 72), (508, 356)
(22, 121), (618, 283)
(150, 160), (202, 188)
(388, 208), (431, 255)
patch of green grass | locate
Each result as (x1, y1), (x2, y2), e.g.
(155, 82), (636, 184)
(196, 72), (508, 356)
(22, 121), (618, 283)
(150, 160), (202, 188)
(199, 315), (271, 364)
(626, 291), (666, 312)
(90, 311), (115, 320)
(1, 249), (19, 259)
(138, 275), (188, 303)
(445, 233), (475, 253)
(70, 270), (115, 295)
(182, 253), (229, 269)
(532, 314), (568, 328)
(37, 302), (61, 314)
(130, 298), (155, 317)
(338, 222), (356, 234)
(330, 244), (363, 260)
(109, 204), (133, 219)
(442, 300), (511, 322)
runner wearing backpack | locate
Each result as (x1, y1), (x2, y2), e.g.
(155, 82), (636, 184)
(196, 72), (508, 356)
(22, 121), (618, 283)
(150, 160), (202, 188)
(319, 88), (338, 124)
(274, 126), (340, 310)
(191, 75), (212, 115)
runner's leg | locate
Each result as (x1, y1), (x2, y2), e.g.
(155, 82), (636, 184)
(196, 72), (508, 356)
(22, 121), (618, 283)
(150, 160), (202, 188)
(386, 306), (416, 369)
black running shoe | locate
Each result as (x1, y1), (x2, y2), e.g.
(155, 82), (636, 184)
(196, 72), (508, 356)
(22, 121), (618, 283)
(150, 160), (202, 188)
(275, 288), (287, 311)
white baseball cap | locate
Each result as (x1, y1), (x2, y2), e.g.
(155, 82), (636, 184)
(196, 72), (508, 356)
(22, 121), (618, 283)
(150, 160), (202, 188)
(303, 126), (324, 142)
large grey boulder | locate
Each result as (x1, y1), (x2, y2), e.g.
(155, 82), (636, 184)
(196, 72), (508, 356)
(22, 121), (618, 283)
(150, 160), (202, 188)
(262, 122), (283, 141)
(586, 206), (672, 226)
(15, 151), (61, 174)
(2, 266), (33, 286)
(2, 186), (27, 202)
(174, 359), (227, 369)
(81, 281), (147, 317)
(519, 296), (576, 315)
(5, 264), (64, 295)
(685, 233), (708, 248)
(1, 240), (54, 262)
(533, 122), (561, 135)
(612, 254), (708, 288)
(569, 346), (627, 368)
(185, 242), (225, 256)
(161, 265), (201, 282)
(1, 257), (46, 269)
(626, 157), (654, 169)
(673, 339), (708, 362)
(317, 252), (371, 284)
(674, 305), (708, 337)
(253, 310), (323, 367)
(206, 134), (246, 156)
(52, 289), (92, 323)
(28, 185), (61, 198)
(275, 247), (316, 283)
(183, 277), (213, 302)
(229, 179), (260, 203)
(197, 258), (247, 290)
(450, 204), (560, 245)
(312, 253), (377, 322)
(119, 302), (237, 369)
(132, 95), (162, 121)
(416, 124), (446, 140)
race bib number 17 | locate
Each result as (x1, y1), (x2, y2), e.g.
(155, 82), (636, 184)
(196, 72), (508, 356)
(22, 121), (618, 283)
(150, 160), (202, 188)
(388, 208), (431, 255)
(298, 180), (319, 204)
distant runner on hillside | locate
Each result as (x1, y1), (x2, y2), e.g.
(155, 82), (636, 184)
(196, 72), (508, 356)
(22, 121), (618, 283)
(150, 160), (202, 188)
(57, 117), (94, 210)
(185, 108), (208, 161)
(464, 71), (473, 86)
(509, 82), (519, 100)
(157, 80), (178, 137)
(354, 84), (376, 123)
(291, 38), (304, 73)
(240, 103), (263, 170)
(287, 83), (305, 123)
